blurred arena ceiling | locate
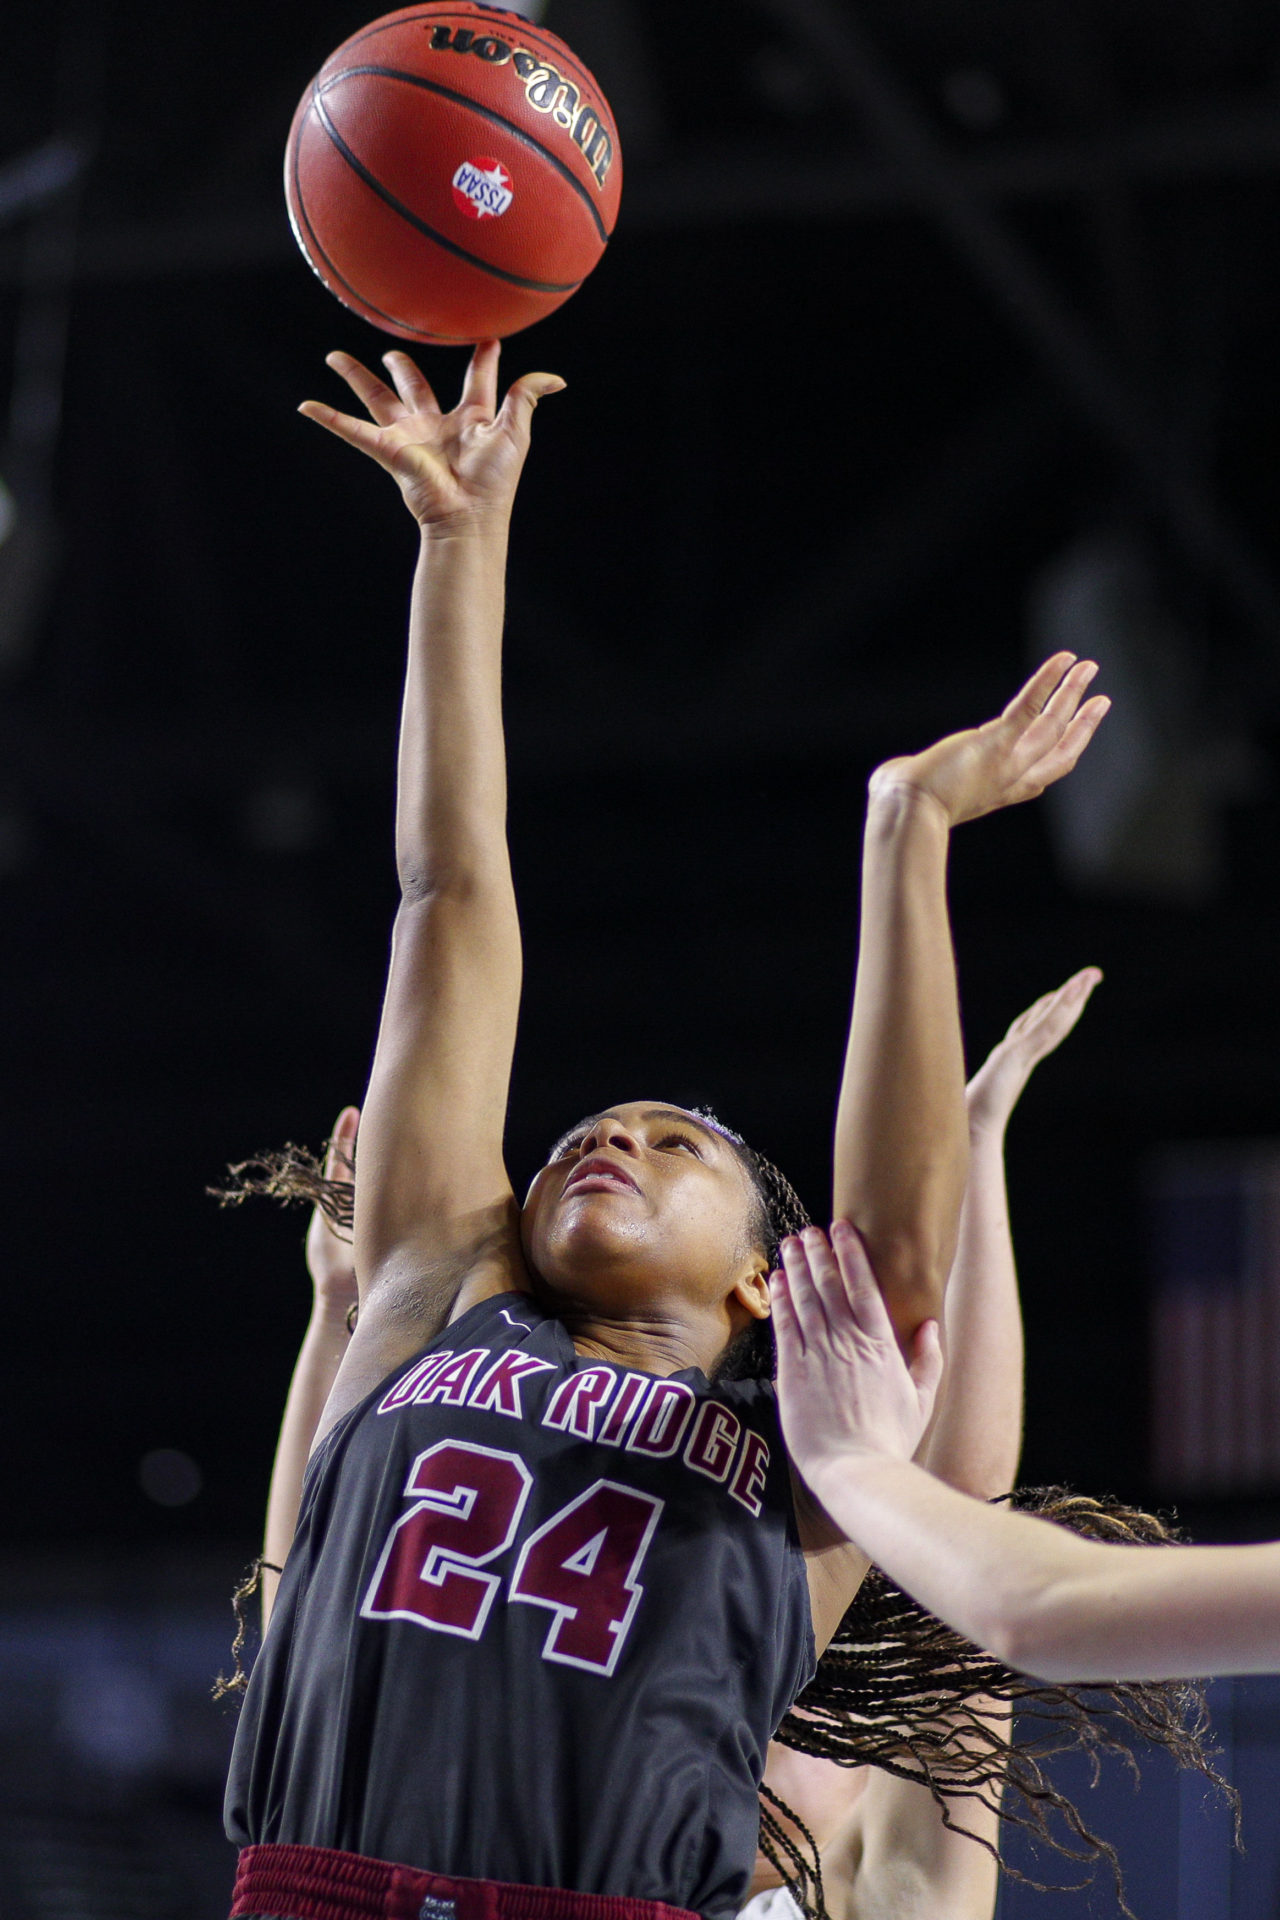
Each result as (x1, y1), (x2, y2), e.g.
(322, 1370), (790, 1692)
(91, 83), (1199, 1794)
(5, 1), (1280, 253)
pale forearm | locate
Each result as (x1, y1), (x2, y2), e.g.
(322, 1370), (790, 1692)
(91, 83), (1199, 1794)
(262, 1298), (351, 1626)
(834, 790), (968, 1335)
(920, 1125), (1023, 1496)
(396, 519), (512, 893)
(807, 1451), (1280, 1682)
(851, 1753), (1004, 1920)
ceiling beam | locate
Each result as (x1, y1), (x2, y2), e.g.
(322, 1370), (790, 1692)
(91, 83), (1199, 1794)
(760, 0), (1280, 647)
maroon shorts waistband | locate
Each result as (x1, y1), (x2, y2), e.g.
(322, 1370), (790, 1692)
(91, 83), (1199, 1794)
(231, 1845), (705, 1920)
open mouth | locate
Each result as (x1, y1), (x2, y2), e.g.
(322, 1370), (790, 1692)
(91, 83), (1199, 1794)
(564, 1157), (640, 1197)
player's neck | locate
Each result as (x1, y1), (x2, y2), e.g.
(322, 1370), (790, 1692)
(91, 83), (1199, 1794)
(565, 1310), (718, 1379)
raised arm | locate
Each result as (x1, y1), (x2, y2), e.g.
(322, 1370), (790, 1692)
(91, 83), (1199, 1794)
(833, 657), (1108, 1344)
(920, 968), (1101, 1497)
(820, 973), (1101, 1918)
(260, 1107), (359, 1629)
(297, 345), (563, 1426)
(774, 1225), (1280, 1683)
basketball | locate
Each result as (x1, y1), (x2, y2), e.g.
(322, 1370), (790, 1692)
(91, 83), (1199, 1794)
(284, 3), (622, 343)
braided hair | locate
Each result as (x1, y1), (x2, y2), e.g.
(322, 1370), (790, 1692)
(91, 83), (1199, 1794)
(763, 1489), (1236, 1920)
(677, 1107), (812, 1381)
(216, 1137), (355, 1231)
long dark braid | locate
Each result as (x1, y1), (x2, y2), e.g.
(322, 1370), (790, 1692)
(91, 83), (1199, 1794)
(212, 1138), (355, 1231)
(212, 1558), (281, 1700)
(757, 1782), (826, 1920)
(683, 1108), (812, 1382)
(765, 1489), (1236, 1920)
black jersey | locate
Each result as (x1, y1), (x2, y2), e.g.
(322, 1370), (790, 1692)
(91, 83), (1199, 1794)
(225, 1293), (814, 1920)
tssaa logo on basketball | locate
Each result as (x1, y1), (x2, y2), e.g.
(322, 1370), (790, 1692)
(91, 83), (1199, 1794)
(452, 158), (514, 220)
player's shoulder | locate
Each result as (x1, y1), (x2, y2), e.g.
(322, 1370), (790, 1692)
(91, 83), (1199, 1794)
(445, 1285), (552, 1342)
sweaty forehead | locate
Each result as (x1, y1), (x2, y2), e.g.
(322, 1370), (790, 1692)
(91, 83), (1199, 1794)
(546, 1103), (736, 1163)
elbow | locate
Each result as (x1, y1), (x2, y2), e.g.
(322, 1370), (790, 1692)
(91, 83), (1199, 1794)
(861, 1227), (950, 1332)
(978, 1605), (1041, 1677)
(973, 1577), (1078, 1683)
(395, 859), (493, 906)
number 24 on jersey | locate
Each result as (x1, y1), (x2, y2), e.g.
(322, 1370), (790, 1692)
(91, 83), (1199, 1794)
(362, 1440), (663, 1678)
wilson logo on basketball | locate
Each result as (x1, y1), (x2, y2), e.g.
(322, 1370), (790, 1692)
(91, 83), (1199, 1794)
(451, 158), (514, 221)
(427, 23), (616, 189)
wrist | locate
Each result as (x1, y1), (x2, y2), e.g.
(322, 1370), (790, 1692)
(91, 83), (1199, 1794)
(966, 1108), (1012, 1151)
(804, 1443), (898, 1508)
(418, 508), (511, 550)
(864, 778), (952, 839)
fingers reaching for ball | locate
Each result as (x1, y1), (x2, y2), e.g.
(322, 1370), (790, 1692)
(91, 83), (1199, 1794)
(460, 339), (503, 419)
(298, 343), (565, 529)
(329, 350), (419, 425)
(381, 351), (444, 420)
(498, 370), (569, 440)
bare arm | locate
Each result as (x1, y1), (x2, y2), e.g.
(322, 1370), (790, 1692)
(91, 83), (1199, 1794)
(823, 984), (1096, 1918)
(296, 346), (564, 1433)
(839, 1771), (1004, 1920)
(260, 1108), (359, 1629)
(803, 662), (1107, 1647)
(813, 1453), (1280, 1684)
(774, 1225), (1280, 1684)
(833, 790), (966, 1339)
(824, 976), (1098, 1915)
(920, 969), (1100, 1497)
(832, 658), (1108, 1345)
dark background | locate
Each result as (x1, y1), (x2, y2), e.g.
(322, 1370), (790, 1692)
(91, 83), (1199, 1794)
(3, 0), (1280, 1604)
(6, 2), (1280, 1913)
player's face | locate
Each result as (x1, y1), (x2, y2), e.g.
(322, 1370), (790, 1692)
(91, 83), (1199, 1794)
(521, 1102), (768, 1325)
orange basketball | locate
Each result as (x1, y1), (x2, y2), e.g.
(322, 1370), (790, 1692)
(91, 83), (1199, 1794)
(284, 3), (622, 343)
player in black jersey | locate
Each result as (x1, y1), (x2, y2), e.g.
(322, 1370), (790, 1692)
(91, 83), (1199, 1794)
(244, 969), (1098, 1920)
(222, 340), (1108, 1920)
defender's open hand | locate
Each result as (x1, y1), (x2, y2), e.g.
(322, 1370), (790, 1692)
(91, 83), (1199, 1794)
(966, 967), (1101, 1138)
(306, 1105), (359, 1320)
(870, 653), (1109, 828)
(772, 1223), (943, 1499)
(299, 341), (565, 529)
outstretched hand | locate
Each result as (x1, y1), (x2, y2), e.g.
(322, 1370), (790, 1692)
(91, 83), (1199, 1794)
(771, 1223), (943, 1501)
(306, 1105), (359, 1319)
(967, 966), (1101, 1137)
(299, 340), (566, 528)
(870, 653), (1109, 827)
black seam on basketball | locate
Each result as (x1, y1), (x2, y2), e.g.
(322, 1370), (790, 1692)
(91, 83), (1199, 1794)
(338, 10), (605, 103)
(291, 113), (473, 342)
(321, 64), (609, 245)
(312, 89), (581, 293)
